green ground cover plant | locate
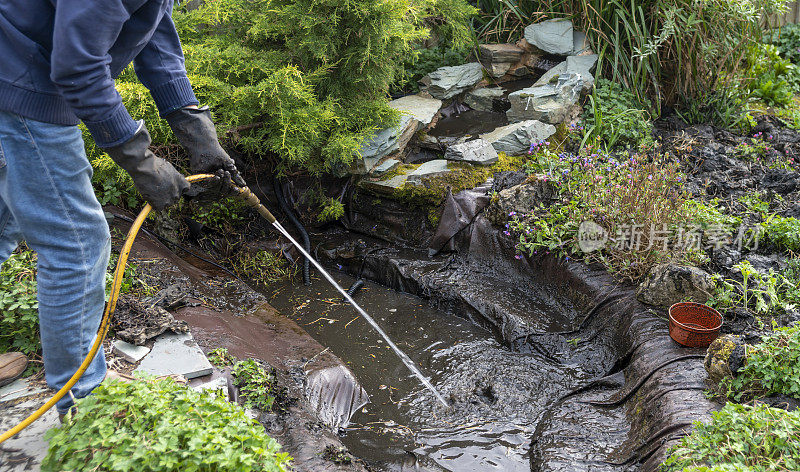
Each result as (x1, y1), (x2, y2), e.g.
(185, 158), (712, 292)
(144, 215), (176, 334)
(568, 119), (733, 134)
(232, 359), (278, 411)
(207, 348), (237, 367)
(509, 149), (688, 280)
(767, 23), (800, 64)
(661, 403), (800, 472)
(43, 378), (292, 472)
(582, 78), (653, 150)
(708, 261), (791, 318)
(724, 326), (800, 401)
(746, 44), (800, 107)
(760, 214), (800, 252)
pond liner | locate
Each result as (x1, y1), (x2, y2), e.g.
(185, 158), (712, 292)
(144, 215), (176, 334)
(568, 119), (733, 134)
(317, 206), (719, 471)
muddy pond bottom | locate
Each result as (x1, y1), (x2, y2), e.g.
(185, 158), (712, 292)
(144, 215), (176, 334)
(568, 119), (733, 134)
(268, 271), (596, 471)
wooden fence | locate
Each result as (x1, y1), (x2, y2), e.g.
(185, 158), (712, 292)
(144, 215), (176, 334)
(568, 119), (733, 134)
(771, 2), (800, 27)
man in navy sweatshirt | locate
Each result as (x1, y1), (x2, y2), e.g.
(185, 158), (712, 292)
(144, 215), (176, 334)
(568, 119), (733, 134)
(0, 0), (242, 416)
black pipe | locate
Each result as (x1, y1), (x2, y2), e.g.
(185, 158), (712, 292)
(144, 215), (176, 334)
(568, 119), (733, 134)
(273, 177), (311, 285)
(346, 279), (365, 297)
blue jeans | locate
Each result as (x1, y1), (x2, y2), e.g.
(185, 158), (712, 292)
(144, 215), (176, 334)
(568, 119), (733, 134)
(0, 110), (109, 414)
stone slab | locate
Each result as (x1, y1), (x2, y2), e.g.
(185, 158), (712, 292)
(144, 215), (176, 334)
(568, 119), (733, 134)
(135, 332), (213, 379)
(112, 339), (151, 363)
(444, 139), (499, 165)
(353, 114), (417, 174)
(480, 120), (556, 156)
(566, 54), (598, 92)
(0, 378), (47, 403)
(191, 376), (229, 399)
(0, 399), (60, 472)
(479, 43), (525, 63)
(371, 158), (400, 176)
(406, 159), (452, 185)
(524, 19), (573, 56)
(507, 73), (583, 124)
(389, 95), (442, 127)
(533, 61), (567, 87)
(361, 174), (408, 194)
(465, 87), (504, 112)
(420, 62), (484, 100)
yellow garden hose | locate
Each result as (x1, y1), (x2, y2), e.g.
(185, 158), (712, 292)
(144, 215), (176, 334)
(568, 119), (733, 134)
(0, 174), (224, 444)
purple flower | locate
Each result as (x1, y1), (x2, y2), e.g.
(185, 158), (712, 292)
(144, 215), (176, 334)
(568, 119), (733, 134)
(515, 254), (522, 260)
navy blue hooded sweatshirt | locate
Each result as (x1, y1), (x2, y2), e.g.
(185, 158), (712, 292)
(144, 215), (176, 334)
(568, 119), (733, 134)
(0, 0), (198, 147)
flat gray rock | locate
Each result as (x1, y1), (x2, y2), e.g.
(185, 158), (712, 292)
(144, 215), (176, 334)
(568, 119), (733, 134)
(465, 87), (504, 112)
(191, 376), (229, 399)
(480, 120), (556, 156)
(507, 73), (583, 123)
(361, 174), (408, 194)
(566, 54), (598, 92)
(0, 399), (60, 472)
(135, 332), (213, 380)
(389, 95), (442, 127)
(371, 158), (400, 176)
(112, 339), (151, 363)
(353, 114), (416, 174)
(533, 60), (567, 87)
(524, 19), (573, 56)
(0, 378), (47, 403)
(444, 139), (499, 165)
(420, 62), (484, 100)
(406, 160), (452, 185)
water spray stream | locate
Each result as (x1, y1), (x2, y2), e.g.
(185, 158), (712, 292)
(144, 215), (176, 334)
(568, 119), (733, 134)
(270, 219), (450, 408)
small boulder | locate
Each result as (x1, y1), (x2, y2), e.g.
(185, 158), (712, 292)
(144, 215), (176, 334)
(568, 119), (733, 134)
(465, 87), (504, 112)
(480, 120), (556, 156)
(406, 159), (453, 186)
(704, 334), (747, 392)
(485, 178), (558, 225)
(524, 19), (574, 56)
(636, 264), (716, 307)
(420, 62), (484, 100)
(484, 61), (513, 78)
(444, 139), (499, 166)
(390, 94), (443, 128)
(566, 54), (598, 92)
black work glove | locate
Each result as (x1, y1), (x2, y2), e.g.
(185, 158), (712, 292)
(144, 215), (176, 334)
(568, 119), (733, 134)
(104, 124), (191, 211)
(165, 106), (246, 187)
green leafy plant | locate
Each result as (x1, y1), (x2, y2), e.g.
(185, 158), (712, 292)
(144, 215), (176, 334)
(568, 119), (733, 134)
(317, 197), (345, 223)
(232, 359), (277, 411)
(725, 327), (800, 401)
(661, 403), (800, 472)
(677, 84), (754, 132)
(207, 348), (237, 367)
(746, 43), (800, 107)
(760, 214), (800, 252)
(0, 250), (39, 356)
(43, 378), (292, 471)
(233, 250), (296, 287)
(582, 78), (653, 150)
(767, 23), (800, 64)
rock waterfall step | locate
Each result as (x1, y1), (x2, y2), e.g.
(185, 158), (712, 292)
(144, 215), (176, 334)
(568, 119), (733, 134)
(419, 62), (484, 99)
(480, 120), (556, 155)
(444, 139), (499, 165)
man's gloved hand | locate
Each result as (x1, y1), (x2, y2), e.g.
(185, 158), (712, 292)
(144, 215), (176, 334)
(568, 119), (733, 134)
(165, 106), (245, 187)
(104, 124), (190, 211)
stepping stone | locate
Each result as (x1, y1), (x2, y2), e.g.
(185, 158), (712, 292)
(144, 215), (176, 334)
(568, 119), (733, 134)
(406, 159), (452, 185)
(0, 398), (60, 471)
(465, 87), (504, 112)
(525, 19), (574, 56)
(112, 340), (150, 363)
(420, 62), (484, 99)
(0, 378), (46, 403)
(444, 139), (499, 166)
(480, 120), (556, 156)
(371, 158), (400, 177)
(135, 332), (213, 380)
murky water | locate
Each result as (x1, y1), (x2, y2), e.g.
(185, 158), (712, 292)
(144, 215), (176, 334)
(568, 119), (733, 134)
(269, 271), (596, 471)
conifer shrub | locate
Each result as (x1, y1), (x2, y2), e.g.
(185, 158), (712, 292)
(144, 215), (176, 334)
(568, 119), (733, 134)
(88, 0), (474, 202)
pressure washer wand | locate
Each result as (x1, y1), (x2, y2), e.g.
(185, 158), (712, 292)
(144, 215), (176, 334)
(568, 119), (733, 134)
(235, 186), (450, 408)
